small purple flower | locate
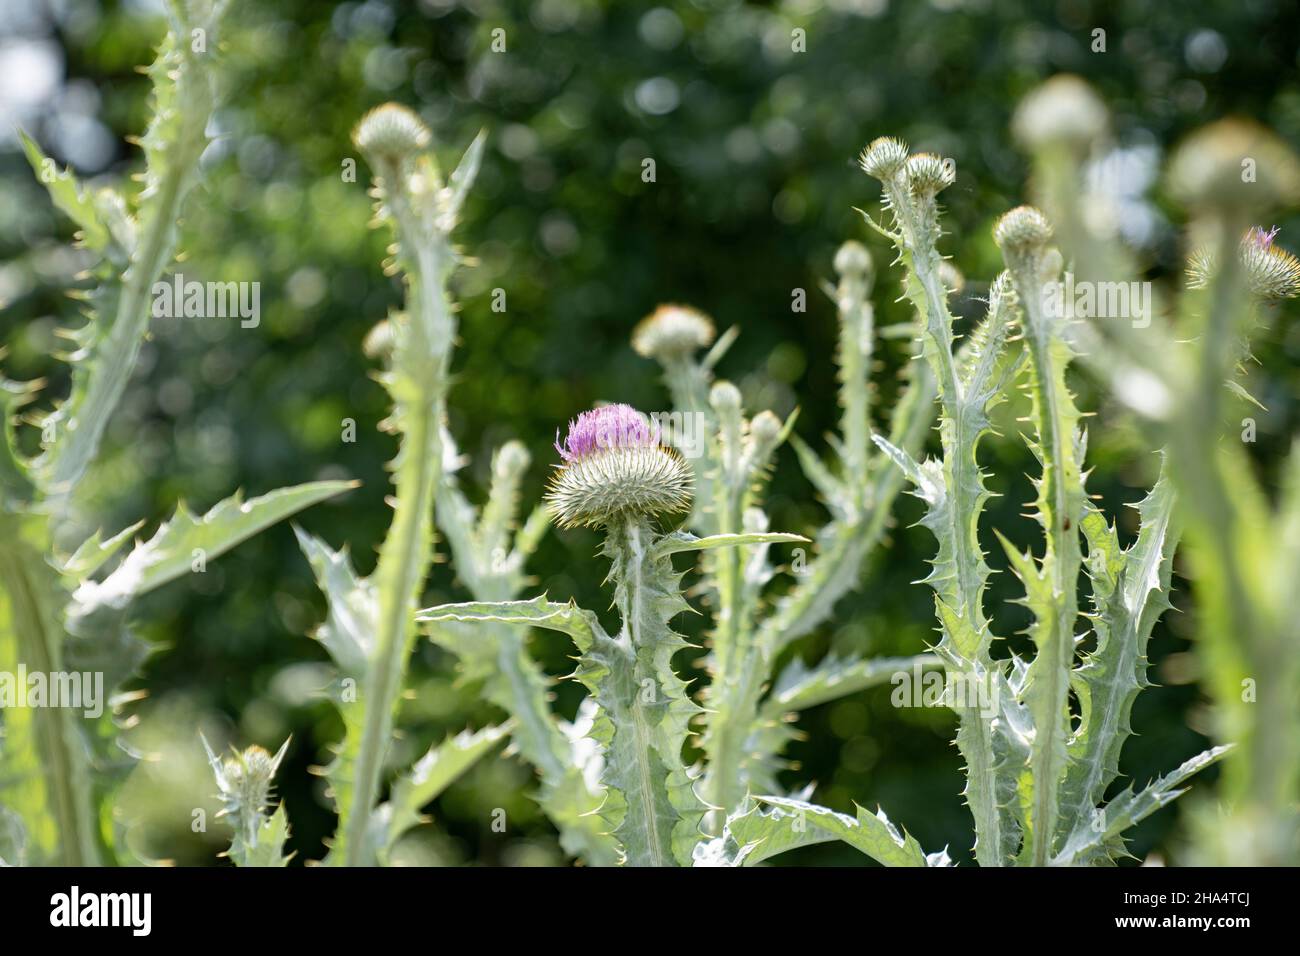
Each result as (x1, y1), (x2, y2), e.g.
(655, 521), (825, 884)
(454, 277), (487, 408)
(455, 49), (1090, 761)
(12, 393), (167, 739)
(554, 404), (661, 462)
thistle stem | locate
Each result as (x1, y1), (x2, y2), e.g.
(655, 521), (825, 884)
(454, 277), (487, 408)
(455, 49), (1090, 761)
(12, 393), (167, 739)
(609, 518), (673, 866)
(0, 540), (99, 866)
(339, 148), (453, 866)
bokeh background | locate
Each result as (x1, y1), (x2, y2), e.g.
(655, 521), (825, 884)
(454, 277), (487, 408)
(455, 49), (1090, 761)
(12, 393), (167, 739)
(2, 0), (1299, 864)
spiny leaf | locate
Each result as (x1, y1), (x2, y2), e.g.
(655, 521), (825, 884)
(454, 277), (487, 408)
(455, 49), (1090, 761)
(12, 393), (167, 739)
(380, 723), (511, 857)
(751, 796), (933, 867)
(0, 376), (38, 510)
(418, 596), (608, 651)
(1058, 465), (1179, 850)
(0, 518), (97, 865)
(229, 805), (292, 867)
(1052, 745), (1232, 866)
(694, 799), (838, 866)
(37, 0), (226, 494)
(19, 131), (112, 254)
(762, 653), (941, 716)
(443, 129), (487, 227)
(59, 521), (144, 580)
(71, 481), (355, 616)
(294, 527), (376, 678)
(650, 530), (808, 560)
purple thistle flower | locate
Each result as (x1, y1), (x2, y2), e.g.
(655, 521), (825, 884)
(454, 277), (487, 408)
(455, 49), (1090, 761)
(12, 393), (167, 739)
(554, 404), (662, 462)
(1188, 225), (1300, 299)
(546, 404), (691, 529)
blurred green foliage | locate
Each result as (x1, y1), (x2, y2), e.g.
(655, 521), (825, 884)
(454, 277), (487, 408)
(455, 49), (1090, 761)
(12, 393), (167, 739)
(2, 0), (1298, 864)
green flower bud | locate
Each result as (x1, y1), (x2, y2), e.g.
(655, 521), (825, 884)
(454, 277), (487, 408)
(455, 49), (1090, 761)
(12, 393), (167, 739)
(994, 205), (1054, 255)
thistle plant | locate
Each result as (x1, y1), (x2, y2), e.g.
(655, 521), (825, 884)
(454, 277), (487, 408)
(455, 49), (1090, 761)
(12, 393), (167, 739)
(282, 103), (517, 866)
(631, 248), (941, 834)
(420, 223), (957, 865)
(759, 132), (1231, 867)
(431, 432), (616, 865)
(1013, 76), (1300, 864)
(0, 1), (351, 868)
(421, 403), (808, 865)
(202, 736), (292, 867)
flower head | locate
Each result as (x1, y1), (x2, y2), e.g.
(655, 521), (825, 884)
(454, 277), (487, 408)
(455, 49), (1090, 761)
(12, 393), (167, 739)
(1241, 227), (1300, 297)
(631, 305), (715, 361)
(993, 205), (1054, 255)
(1012, 75), (1108, 150)
(858, 137), (910, 182)
(1167, 119), (1300, 211)
(546, 404), (692, 528)
(202, 736), (289, 841)
(353, 103), (431, 162)
(1245, 224), (1281, 250)
(906, 153), (955, 197)
(554, 403), (659, 461)
(1188, 225), (1300, 299)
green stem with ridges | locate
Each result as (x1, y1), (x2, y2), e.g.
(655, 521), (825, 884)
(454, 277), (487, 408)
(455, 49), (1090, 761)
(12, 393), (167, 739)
(602, 517), (705, 865)
(41, 8), (217, 499)
(872, 175), (1017, 864)
(1002, 249), (1085, 866)
(0, 528), (98, 866)
(337, 142), (456, 866)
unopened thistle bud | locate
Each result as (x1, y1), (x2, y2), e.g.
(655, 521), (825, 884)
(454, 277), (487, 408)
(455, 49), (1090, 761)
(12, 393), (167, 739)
(994, 205), (1054, 255)
(1012, 75), (1108, 151)
(353, 103), (432, 163)
(833, 240), (873, 279)
(203, 736), (289, 843)
(709, 381), (742, 415)
(906, 153), (955, 196)
(494, 439), (531, 481)
(859, 137), (910, 182)
(631, 304), (715, 361)
(545, 404), (692, 529)
(1167, 119), (1300, 212)
(748, 410), (783, 460)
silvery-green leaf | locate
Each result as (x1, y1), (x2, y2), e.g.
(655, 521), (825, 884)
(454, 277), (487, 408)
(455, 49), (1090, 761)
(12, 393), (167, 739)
(650, 530), (807, 560)
(71, 481), (354, 616)
(382, 723), (512, 854)
(750, 796), (930, 867)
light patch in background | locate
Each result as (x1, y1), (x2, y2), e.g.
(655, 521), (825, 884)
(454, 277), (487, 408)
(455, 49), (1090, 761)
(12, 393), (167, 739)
(0, 38), (62, 137)
(1083, 142), (1164, 250)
